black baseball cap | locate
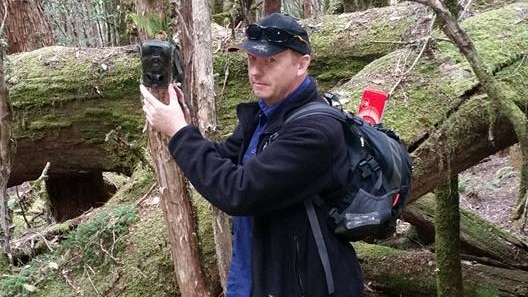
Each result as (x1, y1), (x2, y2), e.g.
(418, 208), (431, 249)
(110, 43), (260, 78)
(228, 13), (311, 57)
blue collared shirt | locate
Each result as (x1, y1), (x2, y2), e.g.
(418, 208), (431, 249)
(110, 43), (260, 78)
(226, 77), (310, 297)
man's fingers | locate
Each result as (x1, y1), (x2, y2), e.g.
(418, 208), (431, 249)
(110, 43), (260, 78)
(140, 84), (161, 107)
(169, 84), (187, 108)
(173, 84), (185, 99)
(168, 84), (179, 106)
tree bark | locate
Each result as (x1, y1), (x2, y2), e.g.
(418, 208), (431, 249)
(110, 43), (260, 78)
(186, 0), (232, 290)
(0, 39), (13, 263)
(0, 0), (55, 54)
(137, 1), (214, 296)
(147, 113), (213, 297)
(263, 0), (281, 15)
(434, 176), (464, 297)
(304, 0), (313, 18)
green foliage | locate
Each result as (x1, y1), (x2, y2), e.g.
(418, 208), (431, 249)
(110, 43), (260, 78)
(60, 204), (138, 268)
(127, 13), (169, 39)
(0, 204), (139, 296)
(107, 163), (154, 205)
(0, 273), (32, 297)
(0, 253), (59, 297)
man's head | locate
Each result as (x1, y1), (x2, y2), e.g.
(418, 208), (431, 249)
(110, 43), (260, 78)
(229, 13), (311, 57)
(229, 13), (312, 105)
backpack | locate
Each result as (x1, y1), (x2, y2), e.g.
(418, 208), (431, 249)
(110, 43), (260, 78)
(285, 100), (413, 295)
(286, 101), (413, 242)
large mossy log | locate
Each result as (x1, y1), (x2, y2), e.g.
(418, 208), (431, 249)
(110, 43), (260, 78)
(333, 3), (528, 201)
(8, 45), (144, 186)
(402, 194), (528, 270)
(355, 242), (528, 297)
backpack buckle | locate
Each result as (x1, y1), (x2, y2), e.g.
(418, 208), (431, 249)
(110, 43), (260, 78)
(358, 157), (380, 178)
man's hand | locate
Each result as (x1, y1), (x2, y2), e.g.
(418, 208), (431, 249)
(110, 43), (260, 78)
(141, 84), (190, 137)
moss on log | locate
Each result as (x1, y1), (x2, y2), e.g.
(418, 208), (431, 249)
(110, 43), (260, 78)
(333, 3), (528, 200)
(403, 194), (528, 270)
(8, 45), (144, 186)
(355, 241), (528, 297)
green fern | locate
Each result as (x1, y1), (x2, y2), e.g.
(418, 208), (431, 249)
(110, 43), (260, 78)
(128, 12), (169, 39)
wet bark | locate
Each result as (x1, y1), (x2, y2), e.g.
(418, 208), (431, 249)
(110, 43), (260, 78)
(0, 39), (13, 263)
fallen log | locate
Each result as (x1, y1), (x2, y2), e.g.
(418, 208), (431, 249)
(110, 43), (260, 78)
(401, 194), (528, 270)
(334, 2), (528, 201)
(8, 45), (144, 186)
(10, 207), (96, 264)
(355, 242), (528, 297)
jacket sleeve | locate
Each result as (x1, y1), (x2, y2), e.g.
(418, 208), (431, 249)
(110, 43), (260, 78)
(211, 124), (244, 163)
(168, 116), (343, 216)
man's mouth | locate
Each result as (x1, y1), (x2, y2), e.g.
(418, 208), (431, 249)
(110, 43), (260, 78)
(253, 81), (267, 87)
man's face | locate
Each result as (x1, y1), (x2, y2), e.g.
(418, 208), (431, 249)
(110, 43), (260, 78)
(247, 50), (310, 106)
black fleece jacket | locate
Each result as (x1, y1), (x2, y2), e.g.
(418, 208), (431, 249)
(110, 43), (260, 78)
(168, 77), (363, 297)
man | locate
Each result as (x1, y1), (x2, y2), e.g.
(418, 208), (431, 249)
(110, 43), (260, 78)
(141, 13), (363, 297)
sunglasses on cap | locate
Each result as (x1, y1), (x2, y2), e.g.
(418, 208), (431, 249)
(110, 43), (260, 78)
(246, 24), (309, 46)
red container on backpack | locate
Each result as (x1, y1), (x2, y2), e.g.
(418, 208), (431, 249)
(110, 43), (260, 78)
(357, 88), (388, 125)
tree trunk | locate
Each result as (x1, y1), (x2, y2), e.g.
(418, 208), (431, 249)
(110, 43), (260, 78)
(147, 114), (213, 297)
(356, 242), (528, 297)
(0, 0), (55, 54)
(0, 39), (13, 265)
(263, 0), (281, 15)
(304, 0), (313, 18)
(138, 1), (214, 296)
(186, 0), (232, 290)
(434, 176), (464, 297)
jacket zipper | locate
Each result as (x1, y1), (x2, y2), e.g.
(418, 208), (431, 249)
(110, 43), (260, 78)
(294, 235), (305, 296)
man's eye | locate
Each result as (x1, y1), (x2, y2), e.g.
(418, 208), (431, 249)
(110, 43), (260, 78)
(265, 58), (275, 64)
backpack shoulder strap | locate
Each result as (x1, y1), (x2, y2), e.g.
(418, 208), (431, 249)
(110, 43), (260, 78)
(285, 101), (348, 125)
(304, 199), (335, 295)
(286, 101), (348, 296)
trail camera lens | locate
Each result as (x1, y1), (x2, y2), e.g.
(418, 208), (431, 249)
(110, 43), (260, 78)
(141, 40), (173, 87)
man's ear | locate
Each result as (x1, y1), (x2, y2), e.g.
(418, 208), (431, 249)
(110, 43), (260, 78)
(298, 54), (311, 75)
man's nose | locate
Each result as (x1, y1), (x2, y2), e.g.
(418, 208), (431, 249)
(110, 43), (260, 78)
(249, 61), (263, 77)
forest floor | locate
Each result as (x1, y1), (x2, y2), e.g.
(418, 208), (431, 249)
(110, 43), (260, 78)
(362, 147), (528, 297)
(458, 147), (527, 244)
